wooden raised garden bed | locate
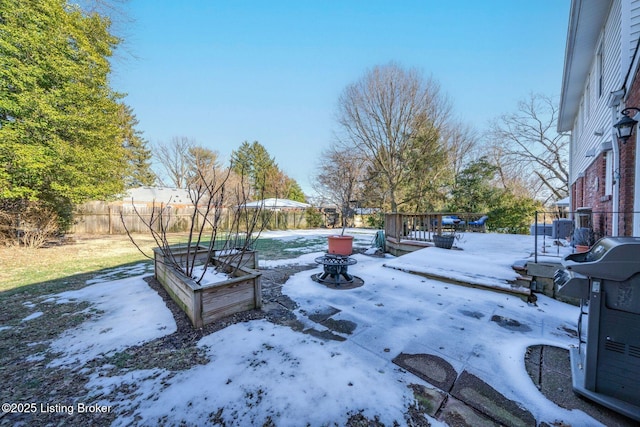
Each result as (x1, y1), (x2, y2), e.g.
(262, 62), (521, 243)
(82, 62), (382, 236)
(153, 245), (261, 328)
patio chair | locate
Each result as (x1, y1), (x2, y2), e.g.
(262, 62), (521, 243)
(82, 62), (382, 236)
(468, 215), (488, 232)
(432, 215), (462, 232)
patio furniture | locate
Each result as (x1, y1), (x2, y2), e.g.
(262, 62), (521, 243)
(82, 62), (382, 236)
(441, 215), (461, 225)
(468, 215), (488, 232)
(431, 215), (462, 232)
(314, 254), (357, 284)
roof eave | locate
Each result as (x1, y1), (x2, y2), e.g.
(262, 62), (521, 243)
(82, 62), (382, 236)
(558, 0), (613, 132)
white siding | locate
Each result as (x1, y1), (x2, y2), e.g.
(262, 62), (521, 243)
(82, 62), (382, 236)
(629, 0), (640, 59)
(570, 0), (624, 183)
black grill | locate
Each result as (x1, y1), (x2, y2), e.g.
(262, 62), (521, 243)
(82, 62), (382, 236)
(555, 236), (640, 421)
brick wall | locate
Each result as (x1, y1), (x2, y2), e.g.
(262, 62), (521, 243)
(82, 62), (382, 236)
(578, 155), (613, 237)
(619, 62), (640, 235)
(570, 64), (639, 237)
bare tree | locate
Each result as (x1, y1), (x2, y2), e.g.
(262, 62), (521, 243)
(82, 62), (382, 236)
(335, 62), (451, 212)
(154, 137), (194, 188)
(486, 141), (543, 199)
(154, 137), (221, 190)
(188, 145), (221, 187)
(313, 146), (367, 227)
(122, 166), (269, 284)
(487, 93), (569, 204)
(442, 121), (478, 179)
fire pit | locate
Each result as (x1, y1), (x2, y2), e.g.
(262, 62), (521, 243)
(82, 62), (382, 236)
(312, 254), (363, 289)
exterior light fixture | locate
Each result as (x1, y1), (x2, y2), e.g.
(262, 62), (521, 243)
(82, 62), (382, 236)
(613, 107), (640, 143)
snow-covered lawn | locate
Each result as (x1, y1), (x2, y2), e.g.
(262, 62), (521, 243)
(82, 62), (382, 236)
(12, 229), (597, 426)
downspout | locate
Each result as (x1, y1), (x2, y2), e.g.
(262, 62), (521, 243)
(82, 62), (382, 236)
(613, 18), (640, 236)
(610, 88), (625, 237)
(611, 104), (620, 236)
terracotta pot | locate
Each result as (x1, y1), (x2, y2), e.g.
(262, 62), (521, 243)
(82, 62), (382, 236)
(575, 244), (591, 253)
(328, 235), (353, 255)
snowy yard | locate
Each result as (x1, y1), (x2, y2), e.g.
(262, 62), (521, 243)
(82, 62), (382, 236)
(6, 229), (601, 426)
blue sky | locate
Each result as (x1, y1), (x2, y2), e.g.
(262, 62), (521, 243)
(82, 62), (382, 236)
(110, 1), (570, 196)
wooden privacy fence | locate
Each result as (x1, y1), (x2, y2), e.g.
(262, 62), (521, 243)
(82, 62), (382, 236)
(71, 202), (309, 234)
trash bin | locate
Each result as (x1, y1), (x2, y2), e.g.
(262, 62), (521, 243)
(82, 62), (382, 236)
(530, 223), (552, 236)
(552, 218), (573, 240)
(554, 237), (640, 421)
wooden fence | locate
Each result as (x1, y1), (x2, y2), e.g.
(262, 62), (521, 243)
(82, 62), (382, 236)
(71, 202), (309, 234)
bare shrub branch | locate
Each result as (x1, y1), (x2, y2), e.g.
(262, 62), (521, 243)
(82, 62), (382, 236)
(122, 163), (268, 285)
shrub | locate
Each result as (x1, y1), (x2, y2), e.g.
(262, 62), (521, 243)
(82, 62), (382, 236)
(366, 212), (385, 229)
(0, 200), (60, 248)
(305, 207), (324, 228)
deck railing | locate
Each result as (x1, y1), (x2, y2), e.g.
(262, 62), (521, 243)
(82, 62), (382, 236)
(384, 212), (488, 244)
(386, 210), (639, 261)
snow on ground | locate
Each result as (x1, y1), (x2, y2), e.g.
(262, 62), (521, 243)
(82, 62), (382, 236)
(21, 311), (44, 322)
(103, 320), (418, 427)
(383, 232), (572, 291)
(23, 229), (600, 425)
(258, 228), (376, 268)
(283, 252), (590, 424)
(44, 275), (177, 368)
(384, 233), (532, 288)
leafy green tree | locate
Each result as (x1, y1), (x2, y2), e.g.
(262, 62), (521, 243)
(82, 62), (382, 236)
(402, 125), (450, 212)
(283, 178), (306, 202)
(448, 157), (498, 213)
(0, 0), (133, 228)
(448, 156), (541, 234)
(305, 207), (324, 228)
(487, 191), (541, 234)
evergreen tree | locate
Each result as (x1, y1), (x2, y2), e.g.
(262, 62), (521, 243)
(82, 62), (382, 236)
(231, 141), (277, 193)
(0, 0), (135, 227)
(448, 157), (541, 234)
(119, 104), (155, 187)
(402, 124), (450, 212)
(448, 157), (498, 213)
(487, 191), (541, 234)
(231, 141), (306, 200)
(284, 178), (306, 202)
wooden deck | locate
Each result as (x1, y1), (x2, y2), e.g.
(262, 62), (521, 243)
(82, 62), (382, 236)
(384, 212), (487, 255)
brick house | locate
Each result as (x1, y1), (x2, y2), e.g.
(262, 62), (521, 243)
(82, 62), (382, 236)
(558, 0), (640, 237)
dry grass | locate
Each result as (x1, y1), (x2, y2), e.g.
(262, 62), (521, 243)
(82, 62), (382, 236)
(0, 233), (190, 293)
(0, 234), (411, 426)
(0, 233), (229, 426)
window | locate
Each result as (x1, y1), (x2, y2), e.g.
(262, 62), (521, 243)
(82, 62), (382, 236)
(597, 42), (604, 97)
(585, 80), (590, 118)
(578, 100), (584, 137)
(605, 150), (613, 196)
